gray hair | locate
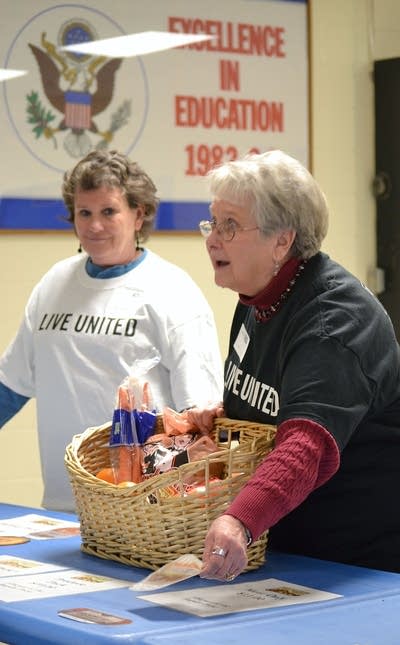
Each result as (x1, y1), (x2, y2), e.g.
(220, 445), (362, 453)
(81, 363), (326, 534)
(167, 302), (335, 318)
(207, 150), (329, 258)
(62, 149), (159, 243)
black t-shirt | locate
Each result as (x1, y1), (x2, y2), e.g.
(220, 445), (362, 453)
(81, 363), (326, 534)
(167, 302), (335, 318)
(224, 252), (400, 571)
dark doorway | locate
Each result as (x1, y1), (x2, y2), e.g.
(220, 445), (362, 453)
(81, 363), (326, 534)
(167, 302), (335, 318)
(374, 57), (400, 341)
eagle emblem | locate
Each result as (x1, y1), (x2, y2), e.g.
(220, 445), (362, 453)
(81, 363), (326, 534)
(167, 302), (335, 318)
(27, 20), (131, 157)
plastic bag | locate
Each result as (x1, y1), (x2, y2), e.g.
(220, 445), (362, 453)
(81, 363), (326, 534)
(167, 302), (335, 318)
(109, 355), (159, 484)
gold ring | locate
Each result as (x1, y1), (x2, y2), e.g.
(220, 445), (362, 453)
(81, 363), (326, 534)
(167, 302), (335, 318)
(225, 572), (236, 582)
(211, 546), (226, 557)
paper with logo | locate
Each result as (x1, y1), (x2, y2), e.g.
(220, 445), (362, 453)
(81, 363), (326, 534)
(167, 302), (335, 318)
(130, 554), (203, 591)
(138, 577), (342, 617)
(0, 555), (67, 577)
(0, 514), (80, 540)
(0, 567), (132, 603)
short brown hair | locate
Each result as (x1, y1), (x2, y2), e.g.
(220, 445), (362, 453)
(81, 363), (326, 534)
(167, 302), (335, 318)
(62, 149), (160, 242)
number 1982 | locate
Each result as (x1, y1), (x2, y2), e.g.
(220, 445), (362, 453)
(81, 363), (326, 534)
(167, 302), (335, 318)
(185, 144), (260, 176)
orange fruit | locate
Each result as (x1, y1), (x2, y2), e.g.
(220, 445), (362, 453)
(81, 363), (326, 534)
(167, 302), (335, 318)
(95, 467), (117, 484)
(186, 477), (223, 498)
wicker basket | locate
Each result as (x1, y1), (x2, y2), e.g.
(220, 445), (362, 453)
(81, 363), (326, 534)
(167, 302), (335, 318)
(65, 417), (276, 571)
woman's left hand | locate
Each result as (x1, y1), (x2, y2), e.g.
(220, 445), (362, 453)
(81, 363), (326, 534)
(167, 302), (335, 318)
(200, 515), (248, 582)
(185, 402), (224, 435)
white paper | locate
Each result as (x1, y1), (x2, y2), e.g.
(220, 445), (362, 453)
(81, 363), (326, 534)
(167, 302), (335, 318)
(0, 568), (132, 602)
(0, 555), (67, 577)
(139, 578), (342, 617)
(0, 513), (80, 539)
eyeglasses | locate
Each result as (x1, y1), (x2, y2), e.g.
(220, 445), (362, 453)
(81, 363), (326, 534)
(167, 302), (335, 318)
(199, 218), (260, 242)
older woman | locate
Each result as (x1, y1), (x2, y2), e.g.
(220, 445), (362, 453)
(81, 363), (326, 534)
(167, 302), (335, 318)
(0, 149), (223, 511)
(191, 149), (400, 580)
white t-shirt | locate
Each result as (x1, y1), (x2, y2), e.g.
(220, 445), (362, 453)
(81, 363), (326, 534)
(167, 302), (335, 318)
(0, 251), (223, 510)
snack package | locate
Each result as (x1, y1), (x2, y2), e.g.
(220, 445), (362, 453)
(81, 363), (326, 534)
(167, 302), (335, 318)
(142, 431), (224, 484)
(109, 356), (159, 484)
(142, 433), (198, 478)
(163, 407), (196, 435)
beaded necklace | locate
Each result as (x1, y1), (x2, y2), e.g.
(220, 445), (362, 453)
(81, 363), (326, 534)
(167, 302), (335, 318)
(254, 259), (308, 323)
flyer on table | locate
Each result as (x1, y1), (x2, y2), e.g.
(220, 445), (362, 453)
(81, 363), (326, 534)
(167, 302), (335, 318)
(139, 578), (342, 617)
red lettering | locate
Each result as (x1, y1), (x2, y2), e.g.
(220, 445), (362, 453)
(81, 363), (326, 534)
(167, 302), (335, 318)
(185, 144), (243, 176)
(168, 16), (286, 57)
(276, 27), (285, 57)
(175, 95), (284, 131)
(175, 96), (187, 126)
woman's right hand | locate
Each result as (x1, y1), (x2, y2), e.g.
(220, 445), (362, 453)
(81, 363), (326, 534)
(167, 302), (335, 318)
(186, 402), (224, 434)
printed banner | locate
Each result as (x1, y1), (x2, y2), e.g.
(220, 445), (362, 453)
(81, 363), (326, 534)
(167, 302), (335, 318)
(0, 0), (308, 230)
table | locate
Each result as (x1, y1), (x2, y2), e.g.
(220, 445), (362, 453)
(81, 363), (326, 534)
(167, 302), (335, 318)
(0, 503), (399, 644)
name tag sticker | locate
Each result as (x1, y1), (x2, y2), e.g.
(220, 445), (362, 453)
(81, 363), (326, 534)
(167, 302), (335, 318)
(233, 324), (250, 363)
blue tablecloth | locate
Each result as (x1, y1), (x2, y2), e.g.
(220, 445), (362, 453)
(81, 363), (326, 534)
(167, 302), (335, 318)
(0, 503), (399, 644)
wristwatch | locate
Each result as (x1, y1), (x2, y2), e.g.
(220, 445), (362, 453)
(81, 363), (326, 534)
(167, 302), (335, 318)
(243, 525), (253, 547)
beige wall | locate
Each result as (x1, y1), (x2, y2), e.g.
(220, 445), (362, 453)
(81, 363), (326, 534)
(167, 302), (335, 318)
(0, 0), (397, 508)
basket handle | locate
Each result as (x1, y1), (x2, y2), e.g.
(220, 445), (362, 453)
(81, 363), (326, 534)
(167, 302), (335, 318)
(70, 421), (111, 455)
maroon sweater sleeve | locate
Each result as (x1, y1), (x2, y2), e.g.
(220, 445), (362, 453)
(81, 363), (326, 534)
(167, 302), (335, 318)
(224, 418), (340, 542)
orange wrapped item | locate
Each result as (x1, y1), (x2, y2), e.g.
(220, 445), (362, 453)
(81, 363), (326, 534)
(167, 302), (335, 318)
(162, 407), (196, 436)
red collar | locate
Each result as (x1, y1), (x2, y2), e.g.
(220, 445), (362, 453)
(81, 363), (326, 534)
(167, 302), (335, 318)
(239, 256), (302, 309)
